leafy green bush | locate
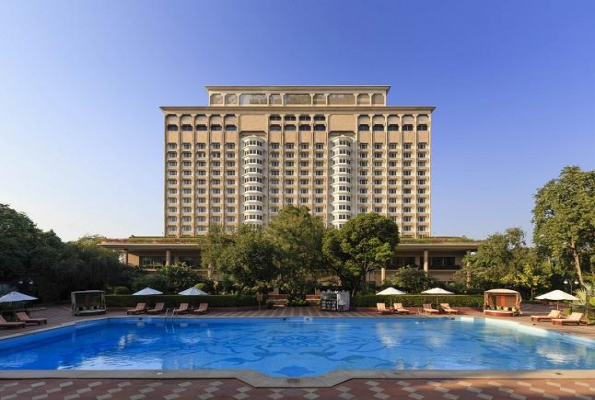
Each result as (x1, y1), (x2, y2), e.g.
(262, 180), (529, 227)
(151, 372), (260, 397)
(111, 286), (130, 295)
(105, 294), (258, 308)
(353, 295), (483, 308)
(286, 297), (309, 307)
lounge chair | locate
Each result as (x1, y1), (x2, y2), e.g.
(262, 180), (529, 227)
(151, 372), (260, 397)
(376, 303), (393, 315)
(147, 303), (165, 315)
(16, 312), (47, 325)
(440, 303), (459, 315)
(393, 303), (411, 314)
(126, 303), (147, 315)
(193, 303), (209, 315)
(423, 304), (439, 314)
(552, 312), (585, 326)
(530, 309), (561, 322)
(173, 303), (189, 315)
(0, 315), (26, 329)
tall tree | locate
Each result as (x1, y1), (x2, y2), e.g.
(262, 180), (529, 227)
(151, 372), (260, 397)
(457, 227), (550, 296)
(533, 166), (595, 285)
(323, 228), (362, 294)
(265, 205), (326, 300)
(323, 213), (399, 295)
(0, 204), (40, 280)
(219, 225), (277, 293)
(200, 224), (236, 277)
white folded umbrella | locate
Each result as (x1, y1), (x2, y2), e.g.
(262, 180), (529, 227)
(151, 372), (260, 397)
(0, 291), (38, 303)
(422, 287), (454, 295)
(178, 287), (207, 295)
(132, 287), (163, 296)
(376, 287), (406, 295)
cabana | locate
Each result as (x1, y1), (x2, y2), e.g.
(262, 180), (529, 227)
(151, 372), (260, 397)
(484, 289), (522, 316)
(71, 290), (106, 316)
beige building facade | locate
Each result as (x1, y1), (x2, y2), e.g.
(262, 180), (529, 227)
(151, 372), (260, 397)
(100, 85), (480, 284)
(162, 85), (434, 237)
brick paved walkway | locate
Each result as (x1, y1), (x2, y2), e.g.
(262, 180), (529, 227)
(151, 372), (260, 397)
(1, 378), (595, 399)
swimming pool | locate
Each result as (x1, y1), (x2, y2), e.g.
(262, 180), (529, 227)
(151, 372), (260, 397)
(0, 317), (593, 377)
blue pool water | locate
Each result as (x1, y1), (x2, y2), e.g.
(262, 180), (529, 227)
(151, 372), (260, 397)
(0, 317), (593, 377)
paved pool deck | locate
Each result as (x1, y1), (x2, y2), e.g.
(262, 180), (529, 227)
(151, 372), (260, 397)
(0, 305), (593, 399)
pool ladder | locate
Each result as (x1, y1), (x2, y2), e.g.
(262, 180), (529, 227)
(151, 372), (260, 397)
(165, 307), (177, 320)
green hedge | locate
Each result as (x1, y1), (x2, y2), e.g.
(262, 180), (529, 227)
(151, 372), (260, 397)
(353, 295), (483, 308)
(106, 295), (258, 308)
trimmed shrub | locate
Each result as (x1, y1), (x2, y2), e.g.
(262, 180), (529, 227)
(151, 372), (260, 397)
(353, 295), (483, 308)
(111, 286), (131, 295)
(105, 294), (258, 308)
(286, 297), (309, 307)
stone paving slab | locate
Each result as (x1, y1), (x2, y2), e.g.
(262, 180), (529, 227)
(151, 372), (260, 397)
(1, 378), (595, 399)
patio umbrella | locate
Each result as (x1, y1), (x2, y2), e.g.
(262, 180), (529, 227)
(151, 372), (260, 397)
(0, 291), (38, 303)
(376, 287), (406, 295)
(535, 290), (578, 310)
(422, 287), (454, 295)
(178, 287), (207, 295)
(132, 287), (163, 296)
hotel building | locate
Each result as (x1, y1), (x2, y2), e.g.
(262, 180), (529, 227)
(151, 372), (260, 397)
(102, 85), (479, 283)
(162, 85), (433, 237)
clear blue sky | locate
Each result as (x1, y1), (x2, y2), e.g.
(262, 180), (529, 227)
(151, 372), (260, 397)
(1, 0), (593, 242)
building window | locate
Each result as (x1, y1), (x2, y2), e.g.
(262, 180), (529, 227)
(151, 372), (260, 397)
(210, 94), (223, 105)
(313, 94), (326, 106)
(417, 124), (428, 131)
(239, 94), (267, 105)
(403, 124), (414, 131)
(328, 93), (355, 105)
(269, 94), (282, 105)
(167, 124), (178, 131)
(358, 124), (370, 131)
(388, 124), (399, 131)
(181, 124), (193, 131)
(284, 94), (311, 105)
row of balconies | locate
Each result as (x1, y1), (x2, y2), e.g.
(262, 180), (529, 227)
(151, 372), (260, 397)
(166, 141), (427, 151)
(166, 122), (429, 133)
(166, 141), (429, 151)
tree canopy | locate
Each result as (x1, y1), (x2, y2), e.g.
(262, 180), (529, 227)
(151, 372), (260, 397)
(533, 166), (595, 284)
(0, 204), (126, 301)
(323, 213), (399, 295)
(456, 227), (554, 297)
(266, 205), (327, 299)
(219, 225), (277, 293)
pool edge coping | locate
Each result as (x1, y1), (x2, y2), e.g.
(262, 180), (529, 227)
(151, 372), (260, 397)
(0, 370), (593, 388)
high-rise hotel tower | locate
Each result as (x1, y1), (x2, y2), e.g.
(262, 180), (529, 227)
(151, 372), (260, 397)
(162, 86), (434, 238)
